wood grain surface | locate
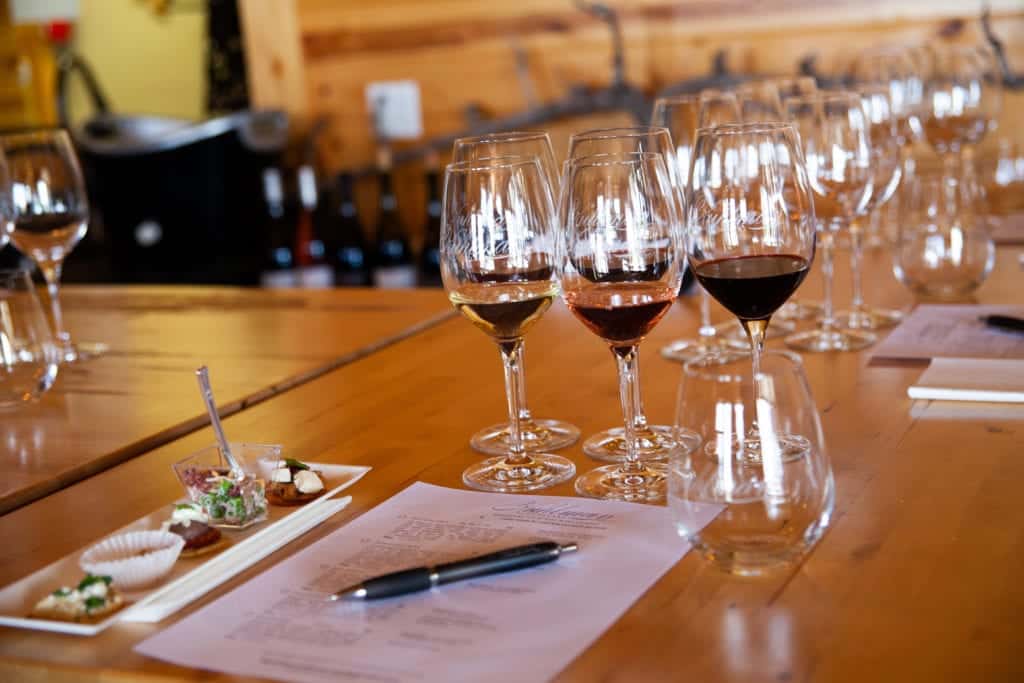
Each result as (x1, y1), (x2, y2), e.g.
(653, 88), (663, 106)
(0, 245), (1020, 681)
(0, 285), (452, 515)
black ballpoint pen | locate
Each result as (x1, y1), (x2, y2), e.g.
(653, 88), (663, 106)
(328, 541), (578, 601)
(979, 315), (1024, 334)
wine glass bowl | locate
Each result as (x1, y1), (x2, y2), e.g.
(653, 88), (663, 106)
(670, 350), (835, 576)
(922, 44), (1001, 157)
(0, 269), (60, 408)
(442, 157), (576, 492)
(451, 132), (580, 455)
(560, 152), (684, 502)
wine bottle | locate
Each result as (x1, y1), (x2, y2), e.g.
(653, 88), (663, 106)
(259, 166), (297, 288)
(417, 151), (443, 287)
(295, 163), (333, 288)
(330, 172), (371, 286)
(372, 145), (416, 288)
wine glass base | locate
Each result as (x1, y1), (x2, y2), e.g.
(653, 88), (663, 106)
(470, 418), (580, 455)
(462, 453), (576, 493)
(583, 424), (676, 462)
(784, 328), (876, 353)
(775, 300), (824, 322)
(61, 341), (110, 364)
(660, 337), (748, 364)
(574, 462), (668, 503)
(834, 307), (903, 330)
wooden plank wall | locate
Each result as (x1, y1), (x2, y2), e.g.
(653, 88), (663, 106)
(239, 0), (1024, 243)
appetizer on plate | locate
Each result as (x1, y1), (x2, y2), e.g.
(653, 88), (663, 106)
(162, 503), (228, 558)
(266, 458), (325, 506)
(178, 466), (267, 528)
(30, 575), (125, 624)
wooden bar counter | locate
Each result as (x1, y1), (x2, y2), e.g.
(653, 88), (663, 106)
(0, 247), (1021, 682)
(0, 286), (452, 515)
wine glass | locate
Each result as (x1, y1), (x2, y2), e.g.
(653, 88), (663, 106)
(566, 127), (680, 463)
(451, 132), (580, 455)
(441, 156), (575, 492)
(923, 44), (1002, 180)
(735, 80), (785, 122)
(669, 350), (834, 575)
(651, 92), (748, 364)
(783, 93), (877, 353)
(835, 85), (904, 330)
(687, 122), (816, 439)
(1, 130), (106, 363)
(560, 152), (683, 502)
(0, 269), (59, 407)
(851, 46), (925, 147)
(769, 76), (818, 101)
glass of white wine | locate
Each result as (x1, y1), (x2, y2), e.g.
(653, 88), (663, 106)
(441, 156), (575, 492)
(1, 130), (106, 363)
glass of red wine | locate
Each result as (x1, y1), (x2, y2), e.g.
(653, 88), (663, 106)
(783, 93), (876, 353)
(451, 132), (580, 456)
(441, 156), (576, 492)
(560, 152), (683, 502)
(565, 127), (680, 464)
(1, 130), (107, 363)
(686, 122), (816, 416)
(651, 92), (748, 364)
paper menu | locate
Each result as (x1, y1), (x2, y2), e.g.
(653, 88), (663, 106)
(908, 358), (1024, 403)
(870, 305), (1024, 363)
(135, 482), (721, 683)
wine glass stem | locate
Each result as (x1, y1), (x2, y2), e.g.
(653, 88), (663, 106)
(498, 339), (531, 466)
(39, 262), (71, 352)
(819, 231), (837, 333)
(849, 222), (865, 313)
(612, 345), (643, 472)
(741, 318), (768, 410)
(631, 352), (648, 430)
(698, 289), (716, 340)
(514, 340), (533, 423)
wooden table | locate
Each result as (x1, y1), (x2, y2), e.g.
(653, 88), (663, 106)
(0, 286), (452, 515)
(0, 247), (1022, 682)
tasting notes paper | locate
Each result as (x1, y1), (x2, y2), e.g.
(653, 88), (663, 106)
(870, 305), (1024, 363)
(136, 482), (720, 683)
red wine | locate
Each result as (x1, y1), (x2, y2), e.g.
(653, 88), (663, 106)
(695, 254), (809, 321)
(565, 282), (675, 345)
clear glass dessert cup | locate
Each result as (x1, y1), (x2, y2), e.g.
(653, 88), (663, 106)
(173, 443), (277, 529)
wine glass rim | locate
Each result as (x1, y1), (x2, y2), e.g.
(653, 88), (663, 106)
(653, 93), (703, 106)
(445, 156), (545, 173)
(694, 121), (796, 137)
(570, 126), (670, 141)
(784, 91), (869, 106)
(453, 131), (551, 146)
(0, 128), (74, 148)
(682, 348), (804, 382)
(565, 151), (666, 169)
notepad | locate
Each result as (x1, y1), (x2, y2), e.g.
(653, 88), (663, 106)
(908, 358), (1024, 403)
(871, 305), (1024, 363)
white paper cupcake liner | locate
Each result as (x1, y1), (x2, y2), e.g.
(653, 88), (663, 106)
(80, 531), (185, 590)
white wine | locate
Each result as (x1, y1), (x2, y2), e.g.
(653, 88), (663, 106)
(449, 281), (557, 340)
(11, 214), (87, 265)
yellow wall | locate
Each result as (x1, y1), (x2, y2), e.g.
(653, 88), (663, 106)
(66, 0), (207, 124)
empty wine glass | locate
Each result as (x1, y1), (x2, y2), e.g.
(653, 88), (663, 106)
(894, 173), (995, 300)
(835, 85), (904, 330)
(1, 130), (106, 363)
(670, 350), (834, 575)
(566, 127), (680, 463)
(923, 44), (1002, 180)
(651, 92), (747, 364)
(784, 93), (877, 353)
(560, 152), (684, 502)
(851, 46), (925, 146)
(441, 156), (575, 492)
(0, 269), (60, 407)
(451, 132), (580, 455)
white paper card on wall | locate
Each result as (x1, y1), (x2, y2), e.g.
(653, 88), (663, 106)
(11, 0), (78, 23)
(365, 80), (423, 140)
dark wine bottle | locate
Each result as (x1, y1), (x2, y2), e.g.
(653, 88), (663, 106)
(260, 166), (297, 288)
(295, 163), (333, 288)
(330, 172), (371, 286)
(418, 151), (443, 287)
(372, 145), (416, 288)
